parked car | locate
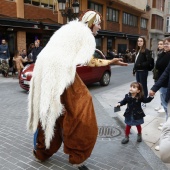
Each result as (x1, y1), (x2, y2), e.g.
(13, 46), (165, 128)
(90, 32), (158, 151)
(19, 49), (111, 91)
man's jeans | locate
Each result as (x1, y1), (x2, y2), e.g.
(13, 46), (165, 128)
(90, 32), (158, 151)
(160, 87), (168, 121)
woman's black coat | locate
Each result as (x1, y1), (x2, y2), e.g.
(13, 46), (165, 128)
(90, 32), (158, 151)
(133, 49), (152, 73)
(151, 62), (170, 102)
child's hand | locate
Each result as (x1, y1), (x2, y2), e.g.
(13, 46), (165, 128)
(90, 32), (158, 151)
(115, 103), (120, 107)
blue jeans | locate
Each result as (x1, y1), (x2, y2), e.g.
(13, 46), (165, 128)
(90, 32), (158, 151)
(159, 87), (168, 121)
(136, 70), (148, 97)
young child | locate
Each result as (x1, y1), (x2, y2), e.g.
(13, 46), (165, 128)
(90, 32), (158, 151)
(116, 82), (154, 144)
(13, 50), (27, 78)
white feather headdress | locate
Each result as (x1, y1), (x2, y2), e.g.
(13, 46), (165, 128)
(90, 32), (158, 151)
(27, 20), (96, 148)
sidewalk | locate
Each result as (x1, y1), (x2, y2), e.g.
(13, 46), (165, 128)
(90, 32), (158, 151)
(95, 74), (170, 170)
(0, 74), (169, 170)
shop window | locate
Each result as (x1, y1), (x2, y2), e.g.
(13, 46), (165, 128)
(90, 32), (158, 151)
(107, 38), (113, 50)
(95, 38), (102, 50)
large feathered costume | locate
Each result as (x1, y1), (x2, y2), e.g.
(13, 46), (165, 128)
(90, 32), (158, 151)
(27, 20), (96, 147)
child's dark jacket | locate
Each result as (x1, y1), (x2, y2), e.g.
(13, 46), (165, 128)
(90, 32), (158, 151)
(119, 93), (153, 120)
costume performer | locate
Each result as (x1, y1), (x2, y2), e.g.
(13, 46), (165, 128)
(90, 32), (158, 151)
(27, 10), (127, 170)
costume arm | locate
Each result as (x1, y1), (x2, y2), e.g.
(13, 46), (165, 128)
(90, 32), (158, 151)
(160, 118), (170, 163)
(87, 57), (111, 67)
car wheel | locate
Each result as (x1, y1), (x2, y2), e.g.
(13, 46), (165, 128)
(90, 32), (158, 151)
(100, 71), (110, 86)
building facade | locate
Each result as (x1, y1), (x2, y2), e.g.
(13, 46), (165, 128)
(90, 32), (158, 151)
(0, 0), (150, 57)
(147, 0), (165, 56)
(164, 0), (170, 37)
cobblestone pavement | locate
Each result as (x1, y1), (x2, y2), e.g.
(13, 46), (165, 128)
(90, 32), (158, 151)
(0, 75), (169, 170)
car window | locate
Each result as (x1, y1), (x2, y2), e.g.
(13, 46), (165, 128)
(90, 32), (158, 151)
(93, 51), (103, 59)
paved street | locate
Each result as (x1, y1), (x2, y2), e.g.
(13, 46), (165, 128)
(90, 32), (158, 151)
(0, 73), (169, 170)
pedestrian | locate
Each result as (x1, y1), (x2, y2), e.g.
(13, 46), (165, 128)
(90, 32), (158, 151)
(116, 82), (153, 144)
(159, 117), (170, 163)
(153, 39), (170, 132)
(133, 36), (152, 108)
(13, 50), (27, 78)
(32, 40), (43, 63)
(27, 10), (127, 170)
(149, 37), (170, 155)
(125, 49), (132, 63)
(0, 39), (10, 77)
(131, 49), (136, 63)
(21, 49), (27, 59)
(27, 43), (34, 61)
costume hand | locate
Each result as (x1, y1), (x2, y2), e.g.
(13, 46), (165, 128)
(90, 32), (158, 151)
(149, 90), (155, 97)
(110, 58), (128, 66)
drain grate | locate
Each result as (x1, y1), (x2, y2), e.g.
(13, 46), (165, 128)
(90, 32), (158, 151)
(98, 126), (121, 138)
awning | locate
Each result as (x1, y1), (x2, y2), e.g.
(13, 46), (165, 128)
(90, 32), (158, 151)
(98, 30), (125, 37)
(98, 30), (139, 40)
(0, 17), (40, 29)
(41, 22), (61, 30)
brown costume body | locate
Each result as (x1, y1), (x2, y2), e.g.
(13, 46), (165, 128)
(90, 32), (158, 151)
(34, 73), (98, 164)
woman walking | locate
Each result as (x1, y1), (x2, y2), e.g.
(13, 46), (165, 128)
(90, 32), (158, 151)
(133, 36), (152, 107)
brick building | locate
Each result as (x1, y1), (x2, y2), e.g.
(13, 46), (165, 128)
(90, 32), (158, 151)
(147, 0), (165, 55)
(0, 0), (150, 57)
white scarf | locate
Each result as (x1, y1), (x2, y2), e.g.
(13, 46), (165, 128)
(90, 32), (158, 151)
(27, 21), (96, 149)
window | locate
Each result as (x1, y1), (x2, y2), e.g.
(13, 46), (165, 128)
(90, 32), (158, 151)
(24, 0), (54, 8)
(88, 2), (103, 14)
(157, 0), (164, 11)
(141, 18), (147, 29)
(107, 8), (119, 22)
(151, 14), (163, 30)
(123, 12), (137, 27)
(168, 2), (170, 14)
(152, 0), (164, 11)
(166, 17), (170, 32)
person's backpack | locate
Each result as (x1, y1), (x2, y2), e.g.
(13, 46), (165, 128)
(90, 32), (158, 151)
(147, 50), (155, 71)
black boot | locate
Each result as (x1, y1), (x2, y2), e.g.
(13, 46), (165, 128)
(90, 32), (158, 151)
(78, 165), (89, 170)
(121, 136), (129, 144)
(137, 134), (142, 142)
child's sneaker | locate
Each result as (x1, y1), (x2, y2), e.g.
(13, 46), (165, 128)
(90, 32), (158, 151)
(155, 106), (161, 111)
(137, 134), (142, 142)
(158, 126), (163, 130)
(121, 136), (129, 144)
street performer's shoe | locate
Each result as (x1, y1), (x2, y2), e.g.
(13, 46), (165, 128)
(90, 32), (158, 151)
(73, 163), (89, 170)
(78, 165), (89, 170)
(33, 150), (42, 162)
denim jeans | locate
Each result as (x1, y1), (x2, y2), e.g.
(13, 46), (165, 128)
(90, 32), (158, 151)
(136, 70), (148, 97)
(160, 87), (168, 121)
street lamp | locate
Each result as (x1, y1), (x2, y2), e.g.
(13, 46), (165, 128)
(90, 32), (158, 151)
(57, 0), (80, 21)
